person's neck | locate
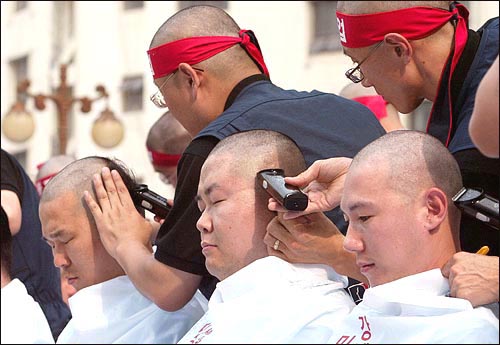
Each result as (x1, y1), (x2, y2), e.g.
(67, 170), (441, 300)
(190, 68), (264, 136)
(425, 224), (459, 271)
(1, 269), (11, 288)
(413, 24), (455, 102)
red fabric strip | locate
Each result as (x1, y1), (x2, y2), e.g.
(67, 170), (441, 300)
(336, 6), (460, 48)
(147, 147), (181, 167)
(147, 29), (269, 79)
(352, 95), (388, 120)
(35, 172), (58, 195)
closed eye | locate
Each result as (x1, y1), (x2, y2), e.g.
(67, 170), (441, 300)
(359, 216), (371, 222)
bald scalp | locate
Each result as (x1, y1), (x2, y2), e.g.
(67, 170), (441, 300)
(208, 130), (306, 182)
(351, 130), (462, 203)
(146, 111), (192, 154)
(150, 5), (257, 78)
(41, 156), (138, 209)
(337, 1), (451, 14)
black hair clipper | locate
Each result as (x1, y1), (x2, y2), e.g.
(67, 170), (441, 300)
(452, 187), (499, 230)
(257, 169), (308, 211)
(133, 184), (171, 218)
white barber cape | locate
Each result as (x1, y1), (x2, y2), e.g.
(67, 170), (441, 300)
(178, 256), (355, 344)
(57, 275), (207, 344)
(327, 269), (499, 344)
(1, 278), (54, 344)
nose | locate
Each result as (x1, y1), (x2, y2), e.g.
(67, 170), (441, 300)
(343, 226), (364, 253)
(196, 210), (213, 234)
(53, 246), (70, 269)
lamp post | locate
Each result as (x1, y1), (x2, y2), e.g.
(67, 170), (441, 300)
(2, 64), (124, 154)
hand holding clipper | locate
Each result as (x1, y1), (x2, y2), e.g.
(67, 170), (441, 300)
(257, 169), (308, 211)
(133, 184), (171, 219)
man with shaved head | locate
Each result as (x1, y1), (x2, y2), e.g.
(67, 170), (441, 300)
(177, 130), (354, 343)
(323, 130), (498, 343)
(146, 110), (191, 187)
(267, 0), (499, 308)
(40, 156), (207, 344)
(84, 4), (385, 313)
(335, 0), (499, 258)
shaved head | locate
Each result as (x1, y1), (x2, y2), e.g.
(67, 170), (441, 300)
(41, 156), (140, 216)
(337, 1), (451, 14)
(207, 130), (306, 182)
(351, 130), (462, 206)
(150, 5), (257, 77)
(146, 111), (191, 155)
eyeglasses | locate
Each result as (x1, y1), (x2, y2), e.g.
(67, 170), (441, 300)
(150, 67), (205, 108)
(345, 41), (384, 83)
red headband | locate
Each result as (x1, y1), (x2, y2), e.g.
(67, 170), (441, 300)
(147, 146), (181, 167)
(35, 172), (58, 196)
(337, 3), (469, 146)
(336, 6), (465, 48)
(352, 95), (388, 120)
(147, 29), (269, 80)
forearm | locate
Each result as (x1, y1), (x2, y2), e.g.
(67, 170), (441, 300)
(114, 240), (202, 311)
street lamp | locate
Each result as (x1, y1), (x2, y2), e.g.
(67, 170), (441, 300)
(2, 64), (124, 154)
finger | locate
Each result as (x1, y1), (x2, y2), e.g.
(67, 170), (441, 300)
(264, 231), (288, 255)
(110, 169), (135, 208)
(101, 167), (122, 206)
(92, 172), (112, 212)
(441, 256), (454, 278)
(266, 216), (296, 245)
(83, 190), (103, 219)
(269, 197), (315, 219)
(285, 166), (318, 188)
(268, 198), (286, 212)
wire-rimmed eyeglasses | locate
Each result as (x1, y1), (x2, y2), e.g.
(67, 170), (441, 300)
(345, 41), (384, 83)
(150, 67), (204, 108)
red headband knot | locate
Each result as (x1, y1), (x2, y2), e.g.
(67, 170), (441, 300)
(147, 29), (269, 80)
(147, 146), (181, 167)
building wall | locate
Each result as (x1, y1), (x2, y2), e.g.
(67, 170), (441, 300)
(1, 1), (498, 200)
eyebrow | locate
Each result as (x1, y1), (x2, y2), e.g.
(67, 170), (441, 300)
(343, 200), (375, 213)
(42, 229), (68, 242)
(194, 183), (221, 203)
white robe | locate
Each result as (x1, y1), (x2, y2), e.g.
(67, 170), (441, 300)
(57, 275), (208, 344)
(327, 269), (499, 344)
(178, 256), (355, 344)
(1, 278), (54, 344)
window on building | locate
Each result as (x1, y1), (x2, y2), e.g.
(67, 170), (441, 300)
(124, 1), (144, 10)
(178, 1), (228, 10)
(121, 76), (143, 112)
(15, 1), (27, 11)
(10, 56), (28, 104)
(310, 1), (341, 54)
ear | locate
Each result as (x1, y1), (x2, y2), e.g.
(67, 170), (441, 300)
(384, 33), (412, 64)
(422, 187), (448, 232)
(178, 63), (203, 99)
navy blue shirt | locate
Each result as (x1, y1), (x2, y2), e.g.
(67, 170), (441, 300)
(427, 17), (499, 255)
(1, 149), (71, 340)
(155, 76), (385, 298)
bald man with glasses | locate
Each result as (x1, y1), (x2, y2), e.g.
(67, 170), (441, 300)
(83, 4), (385, 314)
